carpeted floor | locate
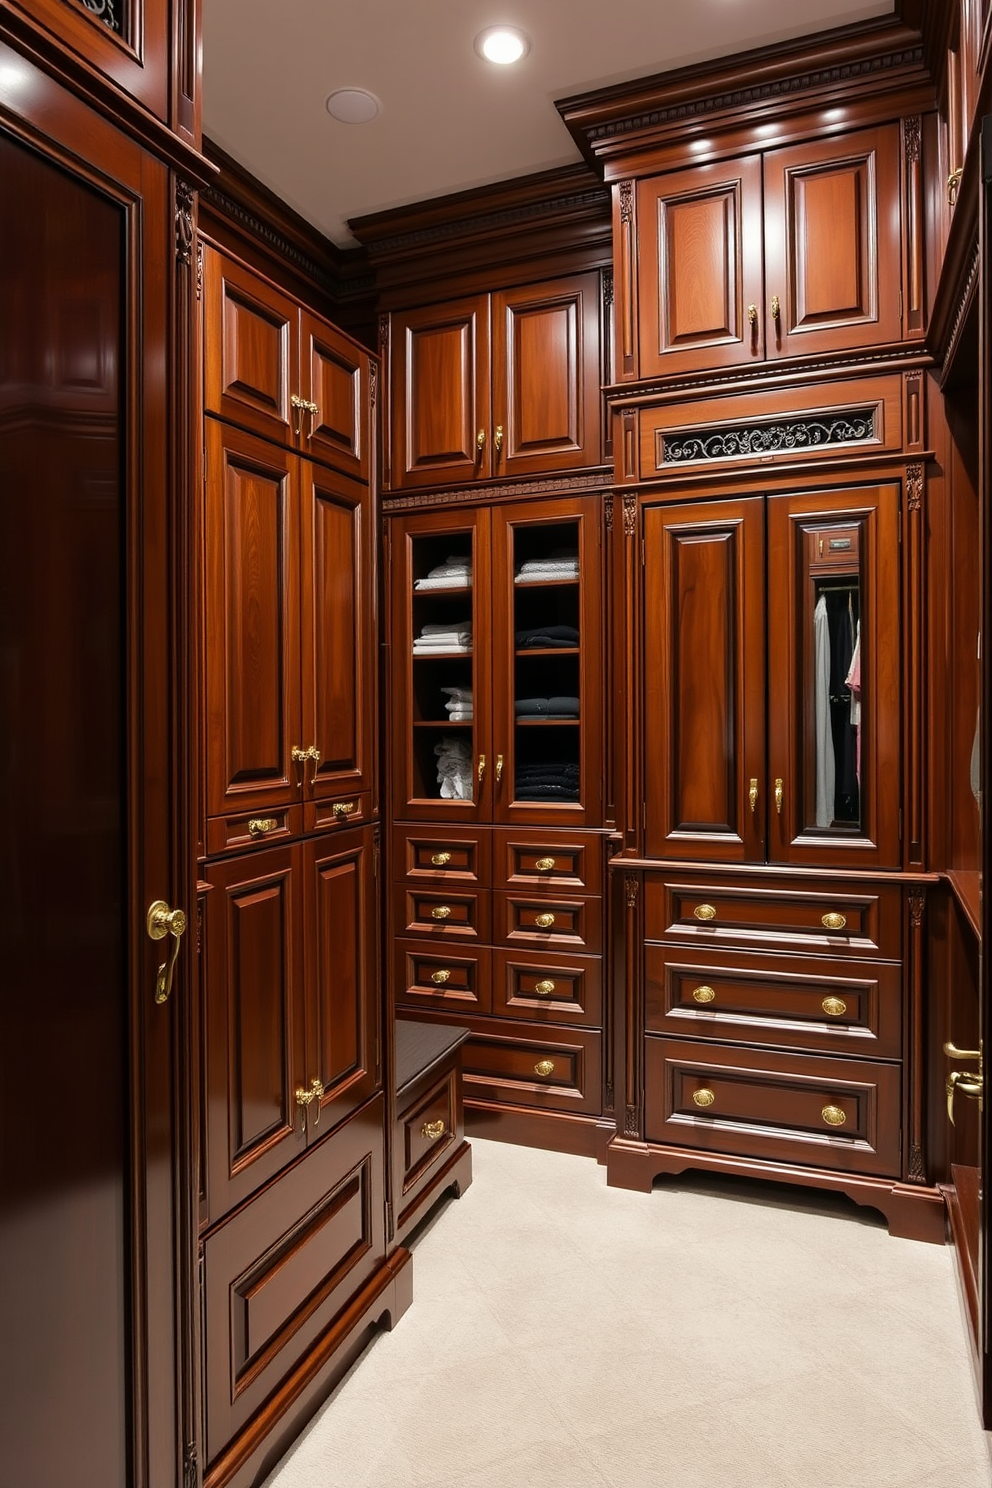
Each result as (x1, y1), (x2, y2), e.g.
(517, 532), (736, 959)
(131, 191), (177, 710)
(264, 1138), (991, 1488)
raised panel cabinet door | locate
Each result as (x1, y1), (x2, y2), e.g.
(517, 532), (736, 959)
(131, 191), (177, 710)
(303, 829), (379, 1134)
(642, 498), (766, 861)
(204, 422), (302, 818)
(762, 124), (903, 359)
(9, 0), (172, 122)
(204, 844), (307, 1220)
(765, 483), (902, 869)
(299, 460), (372, 801)
(300, 309), (371, 481)
(203, 244), (298, 444)
(491, 273), (602, 477)
(635, 155), (765, 379)
(390, 296), (491, 487)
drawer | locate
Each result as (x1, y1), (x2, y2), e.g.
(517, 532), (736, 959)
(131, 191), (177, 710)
(460, 1019), (602, 1116)
(395, 883), (490, 942)
(306, 791), (371, 835)
(644, 875), (901, 959)
(493, 829), (601, 895)
(206, 803), (303, 856)
(494, 890), (602, 953)
(644, 1038), (900, 1178)
(398, 1066), (460, 1199)
(393, 825), (490, 887)
(645, 947), (902, 1059)
(394, 940), (491, 1016)
(492, 948), (602, 1026)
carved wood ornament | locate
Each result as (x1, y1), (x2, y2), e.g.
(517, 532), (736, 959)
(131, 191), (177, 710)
(176, 179), (194, 267)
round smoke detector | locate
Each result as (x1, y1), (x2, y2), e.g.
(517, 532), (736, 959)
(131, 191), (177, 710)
(325, 88), (381, 124)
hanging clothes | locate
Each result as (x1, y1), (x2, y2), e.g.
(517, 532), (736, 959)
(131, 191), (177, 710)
(814, 593), (836, 828)
(844, 620), (861, 785)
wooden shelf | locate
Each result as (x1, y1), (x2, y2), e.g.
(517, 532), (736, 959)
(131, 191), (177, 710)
(514, 577), (579, 588)
(515, 718), (581, 726)
(515, 646), (581, 656)
(414, 719), (473, 728)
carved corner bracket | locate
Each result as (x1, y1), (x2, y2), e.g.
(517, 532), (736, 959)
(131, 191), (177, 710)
(175, 180), (195, 268)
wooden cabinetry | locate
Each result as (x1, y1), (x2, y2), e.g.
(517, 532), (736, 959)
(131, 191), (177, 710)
(388, 273), (602, 488)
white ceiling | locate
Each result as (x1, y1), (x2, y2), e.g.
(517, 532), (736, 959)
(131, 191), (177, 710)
(202, 0), (896, 248)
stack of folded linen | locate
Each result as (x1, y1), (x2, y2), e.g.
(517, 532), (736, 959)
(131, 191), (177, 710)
(514, 549), (579, 584)
(413, 621), (472, 654)
(441, 685), (473, 721)
(515, 696), (580, 719)
(515, 623), (580, 649)
(414, 555), (472, 590)
(434, 735), (473, 799)
(514, 759), (580, 800)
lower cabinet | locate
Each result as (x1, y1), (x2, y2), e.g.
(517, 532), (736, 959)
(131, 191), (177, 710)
(393, 1020), (472, 1244)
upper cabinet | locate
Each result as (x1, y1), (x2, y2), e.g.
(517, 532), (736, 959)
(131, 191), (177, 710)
(388, 272), (603, 489)
(203, 244), (372, 483)
(626, 123), (906, 382)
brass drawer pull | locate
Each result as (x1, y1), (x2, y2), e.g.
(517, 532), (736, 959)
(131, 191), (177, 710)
(771, 293), (781, 321)
(430, 905), (452, 920)
(534, 979), (556, 996)
(774, 777), (783, 814)
(821, 1104), (847, 1127)
(748, 778), (758, 814)
(421, 1119), (446, 1140)
(332, 801), (355, 818)
(693, 904), (716, 922)
(822, 912), (847, 931)
(431, 851), (452, 866)
(430, 969), (451, 985)
(822, 997), (847, 1018)
(535, 856), (556, 871)
(535, 912), (556, 929)
(691, 1088), (716, 1108)
(534, 1059), (555, 1077)
(248, 817), (278, 837)
(692, 985), (716, 1004)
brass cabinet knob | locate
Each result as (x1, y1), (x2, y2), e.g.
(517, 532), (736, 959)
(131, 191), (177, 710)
(534, 1059), (555, 1077)
(691, 1088), (716, 1108)
(822, 912), (847, 931)
(430, 969), (451, 985)
(534, 979), (556, 996)
(535, 912), (556, 929)
(331, 801), (355, 818)
(822, 997), (847, 1018)
(693, 904), (716, 922)
(821, 1104), (847, 1127)
(431, 851), (452, 866)
(692, 985), (716, 1004)
(535, 857), (556, 871)
(248, 817), (278, 837)
(421, 1119), (446, 1140)
(430, 905), (452, 920)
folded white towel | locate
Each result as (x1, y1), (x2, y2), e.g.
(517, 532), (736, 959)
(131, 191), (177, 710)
(441, 686), (473, 703)
(445, 709), (473, 721)
(413, 642), (472, 654)
(413, 576), (472, 591)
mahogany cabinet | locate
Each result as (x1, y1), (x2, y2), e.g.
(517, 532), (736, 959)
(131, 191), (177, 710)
(387, 272), (603, 488)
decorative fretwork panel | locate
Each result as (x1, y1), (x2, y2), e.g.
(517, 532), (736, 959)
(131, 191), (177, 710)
(75, 0), (123, 35)
(661, 407), (878, 465)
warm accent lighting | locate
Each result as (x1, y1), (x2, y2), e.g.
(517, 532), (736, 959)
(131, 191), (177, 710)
(474, 26), (530, 65)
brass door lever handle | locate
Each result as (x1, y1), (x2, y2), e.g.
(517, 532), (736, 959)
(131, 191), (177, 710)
(147, 900), (187, 1005)
(947, 1069), (983, 1125)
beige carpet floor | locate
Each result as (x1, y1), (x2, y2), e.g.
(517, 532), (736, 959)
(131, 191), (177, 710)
(264, 1138), (991, 1488)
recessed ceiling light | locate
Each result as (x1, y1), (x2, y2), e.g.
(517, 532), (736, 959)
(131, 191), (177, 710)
(474, 25), (530, 65)
(325, 88), (381, 124)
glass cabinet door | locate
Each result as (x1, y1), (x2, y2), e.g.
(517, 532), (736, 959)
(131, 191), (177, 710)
(766, 482), (902, 868)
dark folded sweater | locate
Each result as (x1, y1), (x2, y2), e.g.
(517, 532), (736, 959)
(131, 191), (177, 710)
(515, 624), (580, 648)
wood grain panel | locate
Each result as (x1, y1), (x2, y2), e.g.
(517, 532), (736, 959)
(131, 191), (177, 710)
(301, 310), (369, 481)
(643, 498), (764, 860)
(203, 245), (296, 443)
(390, 297), (489, 486)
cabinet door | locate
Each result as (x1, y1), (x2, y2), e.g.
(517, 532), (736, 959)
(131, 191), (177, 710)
(762, 125), (903, 360)
(389, 296), (490, 487)
(204, 845), (307, 1219)
(491, 274), (602, 477)
(204, 421), (302, 819)
(300, 460), (373, 801)
(635, 156), (765, 379)
(300, 309), (371, 482)
(642, 498), (765, 861)
(766, 483), (901, 868)
(304, 829), (379, 1132)
(389, 507), (493, 820)
(12, 0), (172, 122)
(490, 497), (603, 827)
(203, 245), (298, 445)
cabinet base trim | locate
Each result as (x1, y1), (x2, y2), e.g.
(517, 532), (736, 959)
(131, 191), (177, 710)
(395, 1139), (473, 1246)
(466, 1099), (610, 1159)
(604, 1138), (945, 1243)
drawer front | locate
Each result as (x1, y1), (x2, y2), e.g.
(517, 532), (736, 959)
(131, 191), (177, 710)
(492, 948), (602, 1026)
(462, 1022), (602, 1115)
(306, 791), (370, 835)
(399, 1068), (460, 1197)
(396, 884), (490, 942)
(493, 829), (601, 895)
(394, 940), (492, 1016)
(644, 875), (901, 959)
(645, 947), (902, 1059)
(644, 1038), (900, 1177)
(206, 803), (304, 856)
(494, 891), (601, 952)
(393, 826), (490, 887)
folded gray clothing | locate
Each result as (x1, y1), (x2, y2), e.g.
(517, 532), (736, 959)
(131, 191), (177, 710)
(517, 785), (580, 800)
(441, 686), (473, 703)
(515, 696), (580, 716)
(413, 575), (472, 590)
(515, 624), (580, 647)
(516, 769), (580, 785)
(421, 621), (472, 636)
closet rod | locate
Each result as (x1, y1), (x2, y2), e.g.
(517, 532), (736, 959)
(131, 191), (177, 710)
(815, 581), (859, 592)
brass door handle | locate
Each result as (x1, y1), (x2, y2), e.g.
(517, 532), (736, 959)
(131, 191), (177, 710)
(290, 392), (307, 437)
(310, 1076), (325, 1128)
(771, 294), (781, 321)
(306, 399), (320, 439)
(431, 852), (452, 866)
(476, 428), (486, 455)
(535, 857), (556, 871)
(306, 744), (321, 786)
(430, 969), (451, 985)
(430, 905), (452, 920)
(494, 424), (503, 454)
(331, 801), (355, 818)
(774, 778), (783, 814)
(944, 1041), (982, 1063)
(535, 1059), (555, 1077)
(248, 817), (278, 837)
(748, 778), (758, 815)
(947, 1069), (984, 1124)
(535, 912), (556, 928)
(421, 1119), (446, 1140)
(534, 980), (556, 996)
(478, 754), (486, 784)
(147, 900), (187, 1005)
(747, 304), (758, 326)
(496, 753), (503, 784)
(295, 1076), (325, 1131)
(291, 745), (310, 787)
